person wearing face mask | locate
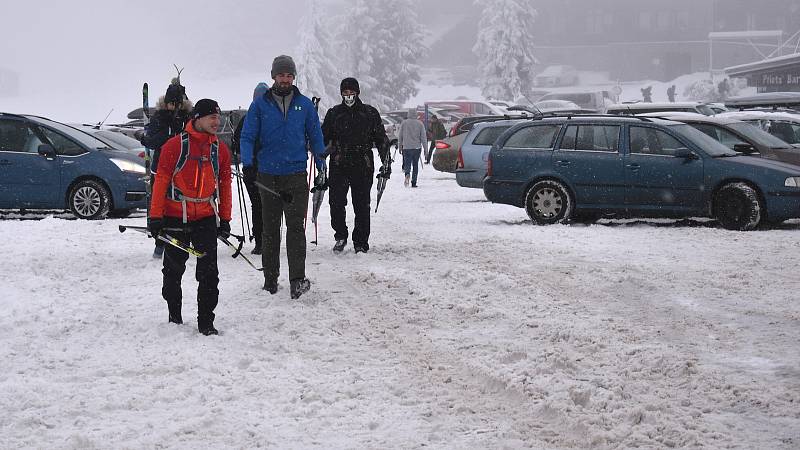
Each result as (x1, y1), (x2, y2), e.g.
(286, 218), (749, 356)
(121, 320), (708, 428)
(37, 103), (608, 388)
(321, 77), (390, 254)
(239, 55), (327, 300)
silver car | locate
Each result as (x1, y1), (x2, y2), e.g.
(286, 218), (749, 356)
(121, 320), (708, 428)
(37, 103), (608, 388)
(455, 120), (523, 188)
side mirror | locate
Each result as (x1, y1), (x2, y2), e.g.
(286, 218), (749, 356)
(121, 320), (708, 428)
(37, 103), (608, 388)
(673, 148), (698, 160)
(38, 144), (56, 158)
(733, 143), (756, 154)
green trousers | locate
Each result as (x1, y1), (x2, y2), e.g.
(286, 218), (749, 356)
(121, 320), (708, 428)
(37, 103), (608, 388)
(258, 172), (309, 283)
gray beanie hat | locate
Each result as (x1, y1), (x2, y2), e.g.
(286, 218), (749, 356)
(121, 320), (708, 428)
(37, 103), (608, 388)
(271, 55), (297, 78)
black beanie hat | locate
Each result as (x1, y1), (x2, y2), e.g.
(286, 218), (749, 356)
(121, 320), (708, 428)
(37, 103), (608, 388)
(191, 99), (220, 119)
(340, 77), (360, 94)
(271, 55), (297, 78)
(165, 83), (185, 104)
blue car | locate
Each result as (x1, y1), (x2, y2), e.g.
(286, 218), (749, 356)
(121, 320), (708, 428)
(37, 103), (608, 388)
(0, 113), (147, 219)
(484, 115), (800, 230)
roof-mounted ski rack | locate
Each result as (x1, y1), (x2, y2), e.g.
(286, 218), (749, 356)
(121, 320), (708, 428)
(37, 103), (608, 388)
(526, 112), (654, 122)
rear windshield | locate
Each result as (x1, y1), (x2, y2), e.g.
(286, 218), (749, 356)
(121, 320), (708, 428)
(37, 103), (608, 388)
(96, 130), (143, 150)
(473, 126), (512, 146)
(32, 118), (110, 150)
(727, 122), (793, 148)
(669, 124), (737, 157)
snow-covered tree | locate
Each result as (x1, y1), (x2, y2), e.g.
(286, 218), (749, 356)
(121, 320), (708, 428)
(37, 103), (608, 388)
(337, 0), (426, 112)
(295, 0), (342, 113)
(473, 0), (538, 101)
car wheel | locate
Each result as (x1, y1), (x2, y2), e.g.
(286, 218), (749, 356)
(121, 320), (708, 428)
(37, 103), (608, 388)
(713, 182), (762, 231)
(525, 180), (573, 225)
(68, 179), (111, 220)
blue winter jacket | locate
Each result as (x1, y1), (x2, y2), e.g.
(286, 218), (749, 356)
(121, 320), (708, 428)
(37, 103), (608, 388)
(240, 85), (326, 175)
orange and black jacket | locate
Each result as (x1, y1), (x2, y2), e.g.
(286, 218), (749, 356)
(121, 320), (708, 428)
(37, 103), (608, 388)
(150, 120), (232, 222)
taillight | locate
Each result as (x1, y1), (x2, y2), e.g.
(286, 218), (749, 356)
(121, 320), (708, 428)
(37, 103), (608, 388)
(435, 140), (450, 150)
(138, 151), (145, 159)
(487, 154), (493, 177)
(456, 148), (464, 169)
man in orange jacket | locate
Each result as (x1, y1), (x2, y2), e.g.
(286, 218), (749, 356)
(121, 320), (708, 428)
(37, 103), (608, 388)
(148, 99), (232, 336)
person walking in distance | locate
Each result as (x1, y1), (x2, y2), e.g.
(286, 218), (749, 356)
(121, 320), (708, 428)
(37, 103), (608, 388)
(148, 99), (232, 336)
(141, 81), (192, 258)
(231, 82), (269, 254)
(321, 77), (391, 254)
(426, 114), (446, 164)
(398, 108), (426, 188)
(239, 55), (327, 299)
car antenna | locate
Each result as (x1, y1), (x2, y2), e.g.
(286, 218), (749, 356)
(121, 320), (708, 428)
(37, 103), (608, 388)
(95, 109), (114, 129)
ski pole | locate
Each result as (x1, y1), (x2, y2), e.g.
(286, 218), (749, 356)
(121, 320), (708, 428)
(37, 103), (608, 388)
(233, 173), (293, 203)
(233, 159), (252, 242)
(119, 225), (206, 258)
(218, 235), (263, 271)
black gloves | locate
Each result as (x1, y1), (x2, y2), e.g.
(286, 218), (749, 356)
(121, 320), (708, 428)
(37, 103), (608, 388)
(314, 170), (328, 190)
(148, 218), (164, 236)
(218, 220), (231, 238)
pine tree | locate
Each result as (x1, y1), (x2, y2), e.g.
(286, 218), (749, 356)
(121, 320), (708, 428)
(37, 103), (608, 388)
(295, 0), (342, 113)
(473, 0), (538, 101)
(337, 0), (426, 112)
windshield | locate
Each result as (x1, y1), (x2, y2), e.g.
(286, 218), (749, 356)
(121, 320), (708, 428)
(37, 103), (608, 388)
(31, 117), (110, 149)
(727, 122), (793, 148)
(669, 124), (737, 157)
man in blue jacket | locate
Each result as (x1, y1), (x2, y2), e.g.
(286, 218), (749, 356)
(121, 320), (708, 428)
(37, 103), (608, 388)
(239, 55), (327, 299)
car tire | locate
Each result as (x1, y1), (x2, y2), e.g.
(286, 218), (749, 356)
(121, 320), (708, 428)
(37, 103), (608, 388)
(713, 182), (762, 231)
(525, 180), (573, 225)
(68, 179), (111, 220)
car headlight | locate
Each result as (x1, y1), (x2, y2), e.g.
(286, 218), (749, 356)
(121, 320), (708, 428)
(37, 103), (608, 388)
(110, 158), (146, 174)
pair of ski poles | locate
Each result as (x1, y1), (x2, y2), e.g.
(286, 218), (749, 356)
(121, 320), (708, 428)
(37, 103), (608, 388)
(119, 224), (263, 271)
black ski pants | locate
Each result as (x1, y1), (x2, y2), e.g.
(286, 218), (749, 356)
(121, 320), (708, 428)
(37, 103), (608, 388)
(258, 172), (309, 283)
(161, 215), (219, 328)
(243, 168), (263, 246)
(329, 162), (374, 248)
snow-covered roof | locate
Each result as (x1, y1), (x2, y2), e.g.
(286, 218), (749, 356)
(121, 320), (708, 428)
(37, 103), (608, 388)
(724, 52), (800, 77)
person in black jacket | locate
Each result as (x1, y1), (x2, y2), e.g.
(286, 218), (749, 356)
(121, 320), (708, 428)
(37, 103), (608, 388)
(231, 82), (269, 254)
(141, 81), (192, 258)
(321, 77), (390, 254)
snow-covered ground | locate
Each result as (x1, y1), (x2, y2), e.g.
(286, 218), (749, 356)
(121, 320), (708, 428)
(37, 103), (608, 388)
(2, 166), (799, 449)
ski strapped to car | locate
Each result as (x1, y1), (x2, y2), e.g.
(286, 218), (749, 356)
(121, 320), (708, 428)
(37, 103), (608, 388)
(118, 225), (206, 258)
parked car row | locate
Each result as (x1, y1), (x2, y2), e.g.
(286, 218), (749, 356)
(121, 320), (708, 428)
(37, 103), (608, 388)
(0, 113), (148, 219)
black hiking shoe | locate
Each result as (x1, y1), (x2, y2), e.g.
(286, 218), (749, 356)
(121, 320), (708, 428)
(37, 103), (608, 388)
(333, 239), (347, 253)
(290, 278), (311, 299)
(263, 278), (278, 295)
(199, 325), (219, 336)
(251, 243), (262, 255)
(168, 313), (183, 324)
(354, 244), (369, 254)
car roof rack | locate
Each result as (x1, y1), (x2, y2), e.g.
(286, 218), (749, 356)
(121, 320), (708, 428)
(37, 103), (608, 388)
(527, 112), (654, 122)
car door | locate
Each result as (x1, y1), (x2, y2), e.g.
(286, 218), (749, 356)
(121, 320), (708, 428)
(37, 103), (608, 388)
(551, 124), (625, 208)
(0, 118), (60, 208)
(624, 125), (704, 213)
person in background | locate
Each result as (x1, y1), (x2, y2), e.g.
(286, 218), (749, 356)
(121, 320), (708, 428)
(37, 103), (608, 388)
(426, 114), (446, 164)
(231, 82), (269, 254)
(141, 80), (192, 258)
(398, 108), (426, 188)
